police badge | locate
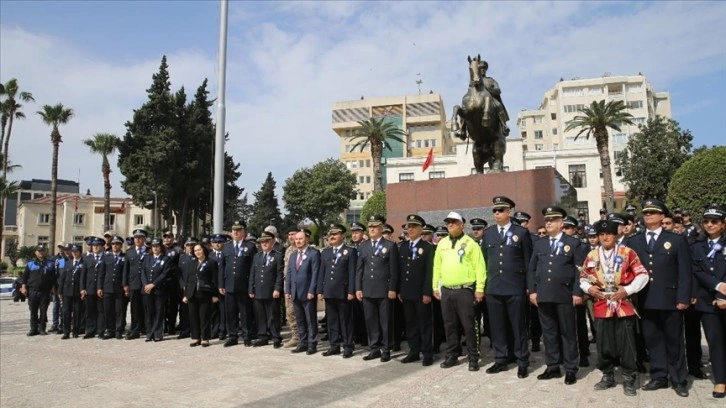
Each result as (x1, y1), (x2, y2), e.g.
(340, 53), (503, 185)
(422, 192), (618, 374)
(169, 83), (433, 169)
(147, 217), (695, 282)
(382, 248), (388, 254)
(663, 242), (671, 250)
(564, 245), (571, 253)
(343, 249), (348, 256)
(512, 235), (519, 242)
(418, 248), (424, 255)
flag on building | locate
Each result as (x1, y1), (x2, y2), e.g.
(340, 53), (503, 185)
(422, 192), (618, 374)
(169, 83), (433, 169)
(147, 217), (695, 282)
(422, 147), (434, 172)
(74, 196), (78, 212)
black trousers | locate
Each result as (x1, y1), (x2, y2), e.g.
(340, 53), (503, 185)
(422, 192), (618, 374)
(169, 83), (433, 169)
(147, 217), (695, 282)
(701, 312), (726, 384)
(684, 307), (703, 370)
(84, 293), (104, 335)
(642, 309), (687, 385)
(128, 289), (144, 336)
(225, 292), (254, 340)
(177, 291), (190, 335)
(27, 289), (50, 332)
(188, 292), (213, 340)
(352, 300), (368, 345)
(595, 317), (637, 376)
(362, 297), (390, 353)
(538, 302), (579, 373)
(529, 304), (542, 345)
(402, 299), (433, 357)
(487, 294), (529, 367)
(432, 298), (445, 352)
(103, 292), (124, 335)
(441, 288), (478, 360)
(254, 298), (281, 342)
(62, 296), (81, 335)
(390, 299), (405, 349)
(293, 298), (318, 346)
(474, 299), (490, 340)
(211, 293), (226, 337)
(165, 284), (180, 334)
(143, 292), (167, 340)
(325, 298), (354, 350)
(575, 304), (591, 357)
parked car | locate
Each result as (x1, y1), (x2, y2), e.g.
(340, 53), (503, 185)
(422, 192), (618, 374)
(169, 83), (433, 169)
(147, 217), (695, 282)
(0, 276), (18, 299)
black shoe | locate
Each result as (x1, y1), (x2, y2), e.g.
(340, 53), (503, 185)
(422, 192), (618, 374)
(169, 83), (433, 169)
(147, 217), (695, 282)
(102, 333), (114, 340)
(623, 379), (637, 397)
(531, 342), (541, 352)
(564, 372), (577, 385)
(125, 334), (139, 340)
(273, 341), (282, 349)
(537, 368), (562, 380)
(579, 357), (590, 368)
(253, 340), (269, 347)
(440, 356), (459, 368)
(713, 387), (726, 398)
(50, 326), (59, 333)
(306, 347), (318, 355)
(673, 383), (689, 397)
(72, 333), (79, 338)
(27, 331), (38, 337)
(145, 338), (153, 342)
(291, 345), (308, 354)
(363, 351), (381, 361)
(401, 354), (420, 364)
(517, 367), (528, 379)
(61, 334), (70, 340)
(636, 361), (647, 373)
(486, 363), (508, 374)
(380, 352), (390, 362)
(468, 360), (480, 372)
(177, 332), (190, 339)
(84, 333), (95, 339)
(594, 374), (616, 390)
(153, 338), (162, 342)
(422, 356), (434, 366)
(244, 339), (252, 347)
(115, 334), (123, 340)
(190, 340), (201, 347)
(392, 343), (401, 352)
(39, 330), (48, 335)
(218, 334), (227, 341)
(641, 379), (668, 391)
(689, 368), (707, 379)
(323, 347), (341, 356)
(343, 350), (353, 359)
(224, 339), (239, 347)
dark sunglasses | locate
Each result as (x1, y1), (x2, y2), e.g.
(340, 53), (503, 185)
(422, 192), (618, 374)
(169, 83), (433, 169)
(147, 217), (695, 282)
(703, 219), (723, 225)
(537, 231), (546, 235)
(642, 211), (660, 216)
(492, 208), (506, 214)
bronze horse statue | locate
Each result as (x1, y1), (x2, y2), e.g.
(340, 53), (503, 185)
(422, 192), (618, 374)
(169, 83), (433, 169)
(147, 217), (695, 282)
(451, 54), (508, 173)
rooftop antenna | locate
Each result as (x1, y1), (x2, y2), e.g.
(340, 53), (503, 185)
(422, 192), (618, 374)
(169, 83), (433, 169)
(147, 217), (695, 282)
(416, 73), (423, 95)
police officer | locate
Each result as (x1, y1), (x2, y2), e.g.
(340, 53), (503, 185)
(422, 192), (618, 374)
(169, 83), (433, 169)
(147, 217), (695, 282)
(20, 245), (57, 336)
(356, 215), (399, 362)
(208, 234), (227, 340)
(562, 216), (591, 367)
(317, 224), (357, 358)
(471, 217), (491, 343)
(50, 243), (69, 333)
(141, 238), (170, 342)
(628, 199), (691, 397)
(482, 196), (533, 378)
(398, 214), (435, 366)
(434, 211), (486, 371)
(123, 229), (148, 340)
(220, 221), (258, 347)
(99, 236), (126, 339)
(176, 237), (198, 339)
(348, 222), (368, 348)
(286, 228), (321, 355)
(162, 231), (181, 336)
(421, 224), (435, 244)
(249, 231), (285, 348)
(528, 206), (584, 385)
(58, 244), (85, 339)
(82, 237), (106, 339)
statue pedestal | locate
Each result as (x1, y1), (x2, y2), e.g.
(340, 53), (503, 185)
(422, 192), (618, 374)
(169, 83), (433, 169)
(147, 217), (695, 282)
(385, 168), (579, 232)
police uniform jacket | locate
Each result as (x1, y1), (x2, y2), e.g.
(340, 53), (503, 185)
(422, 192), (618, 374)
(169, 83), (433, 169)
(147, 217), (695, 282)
(82, 252), (105, 293)
(628, 230), (692, 310)
(397, 239), (434, 300)
(58, 258), (85, 297)
(285, 246), (321, 301)
(123, 246), (147, 290)
(249, 250), (284, 299)
(528, 234), (584, 303)
(355, 238), (399, 298)
(100, 251), (125, 294)
(21, 258), (57, 292)
(318, 244), (358, 300)
(165, 246), (181, 285)
(141, 254), (170, 292)
(691, 235), (726, 314)
(481, 224), (533, 295)
(178, 253), (195, 290)
(219, 239), (257, 293)
(184, 258), (219, 299)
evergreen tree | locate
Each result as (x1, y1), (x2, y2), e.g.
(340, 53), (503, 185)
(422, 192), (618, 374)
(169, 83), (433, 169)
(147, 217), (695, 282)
(249, 172), (282, 236)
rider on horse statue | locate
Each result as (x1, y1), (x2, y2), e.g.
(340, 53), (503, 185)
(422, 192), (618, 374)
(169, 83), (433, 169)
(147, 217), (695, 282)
(453, 58), (510, 139)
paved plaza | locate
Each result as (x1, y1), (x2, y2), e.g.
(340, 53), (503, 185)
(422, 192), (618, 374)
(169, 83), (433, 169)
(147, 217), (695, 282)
(0, 299), (722, 408)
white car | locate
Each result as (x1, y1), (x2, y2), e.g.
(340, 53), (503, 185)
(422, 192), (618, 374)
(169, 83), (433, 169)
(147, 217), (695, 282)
(0, 276), (18, 299)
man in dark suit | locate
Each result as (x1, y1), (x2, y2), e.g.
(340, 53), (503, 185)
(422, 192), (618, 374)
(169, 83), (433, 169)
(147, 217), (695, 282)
(98, 236), (126, 339)
(349, 222), (368, 348)
(397, 214), (435, 366)
(356, 214), (399, 362)
(219, 221), (258, 347)
(285, 229), (321, 354)
(483, 196), (533, 379)
(123, 229), (148, 340)
(318, 223), (358, 358)
(176, 237), (197, 339)
(627, 199), (691, 397)
(209, 234), (228, 341)
(82, 237), (106, 339)
(162, 231), (181, 336)
(528, 206), (584, 385)
(249, 231), (284, 348)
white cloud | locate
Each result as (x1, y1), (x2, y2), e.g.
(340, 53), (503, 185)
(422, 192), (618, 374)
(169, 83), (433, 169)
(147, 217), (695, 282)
(1, 1), (725, 220)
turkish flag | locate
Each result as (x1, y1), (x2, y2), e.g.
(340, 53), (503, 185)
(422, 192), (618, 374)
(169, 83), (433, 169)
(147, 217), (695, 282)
(422, 147), (434, 172)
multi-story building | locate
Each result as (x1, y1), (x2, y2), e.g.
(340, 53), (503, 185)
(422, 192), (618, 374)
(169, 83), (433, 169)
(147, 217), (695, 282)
(332, 93), (453, 223)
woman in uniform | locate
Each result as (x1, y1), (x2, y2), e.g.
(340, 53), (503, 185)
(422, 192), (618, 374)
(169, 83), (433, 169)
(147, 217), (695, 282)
(183, 244), (219, 347)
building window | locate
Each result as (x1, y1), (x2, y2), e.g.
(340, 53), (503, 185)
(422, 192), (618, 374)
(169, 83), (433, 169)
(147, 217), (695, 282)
(627, 100), (643, 109)
(429, 171), (445, 179)
(576, 201), (590, 220)
(134, 215), (144, 226)
(399, 173), (414, 182)
(73, 213), (85, 226)
(627, 84), (643, 93)
(533, 116), (543, 124)
(631, 117), (645, 125)
(521, 131), (527, 139)
(564, 104), (585, 113)
(38, 213), (50, 224)
(358, 193), (365, 200)
(550, 113), (557, 120)
(614, 150), (625, 176)
(366, 160), (371, 167)
(366, 176), (371, 183)
(359, 160), (364, 167)
(611, 133), (627, 145)
(37, 236), (49, 246)
(535, 144), (544, 151)
(562, 87), (584, 97)
(552, 128), (558, 135)
(519, 118), (527, 126)
(588, 87), (603, 95)
(534, 130), (543, 139)
(108, 214), (116, 227)
(522, 145), (528, 152)
(569, 164), (587, 188)
(73, 235), (84, 246)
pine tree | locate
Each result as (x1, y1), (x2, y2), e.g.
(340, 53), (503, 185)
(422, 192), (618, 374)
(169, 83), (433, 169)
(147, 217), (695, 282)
(249, 172), (282, 236)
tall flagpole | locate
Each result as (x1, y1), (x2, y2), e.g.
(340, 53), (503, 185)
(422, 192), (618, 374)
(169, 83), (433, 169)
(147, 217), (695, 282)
(213, 0), (229, 234)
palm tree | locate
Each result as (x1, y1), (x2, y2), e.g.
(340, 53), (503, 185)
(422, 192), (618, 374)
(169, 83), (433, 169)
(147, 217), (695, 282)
(37, 103), (74, 252)
(83, 133), (121, 232)
(349, 117), (406, 192)
(564, 100), (634, 211)
(1, 78), (35, 180)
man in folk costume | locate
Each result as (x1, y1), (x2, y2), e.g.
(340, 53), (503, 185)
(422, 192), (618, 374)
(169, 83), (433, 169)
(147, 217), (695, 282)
(580, 219), (649, 396)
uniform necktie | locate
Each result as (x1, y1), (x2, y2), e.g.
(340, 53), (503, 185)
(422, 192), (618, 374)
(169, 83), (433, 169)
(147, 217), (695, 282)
(264, 253), (268, 265)
(709, 240), (715, 249)
(296, 251), (303, 270)
(373, 240), (378, 248)
(235, 243), (240, 253)
(499, 227), (505, 240)
(95, 255), (99, 262)
(648, 232), (656, 250)
(550, 238), (556, 254)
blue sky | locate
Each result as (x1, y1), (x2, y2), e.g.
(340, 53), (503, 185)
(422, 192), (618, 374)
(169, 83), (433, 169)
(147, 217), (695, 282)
(1, 1), (725, 204)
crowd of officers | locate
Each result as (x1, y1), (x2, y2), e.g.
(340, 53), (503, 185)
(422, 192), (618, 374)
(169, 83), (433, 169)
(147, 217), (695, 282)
(19, 197), (725, 399)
